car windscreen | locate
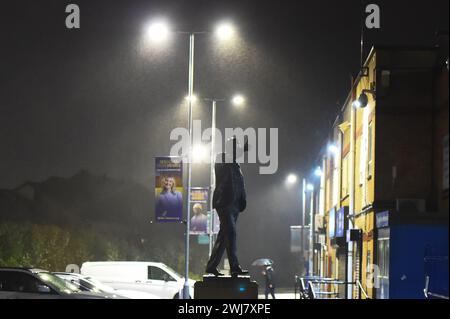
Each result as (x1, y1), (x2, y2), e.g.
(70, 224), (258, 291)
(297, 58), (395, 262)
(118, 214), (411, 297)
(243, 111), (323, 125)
(37, 272), (81, 294)
(73, 278), (96, 291)
(160, 265), (181, 279)
(83, 277), (115, 293)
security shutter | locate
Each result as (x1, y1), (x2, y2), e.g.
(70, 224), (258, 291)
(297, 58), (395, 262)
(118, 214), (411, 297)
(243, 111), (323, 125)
(353, 245), (361, 298)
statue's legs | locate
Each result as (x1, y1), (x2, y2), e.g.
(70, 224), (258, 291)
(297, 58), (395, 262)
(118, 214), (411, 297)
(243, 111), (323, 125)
(206, 205), (240, 271)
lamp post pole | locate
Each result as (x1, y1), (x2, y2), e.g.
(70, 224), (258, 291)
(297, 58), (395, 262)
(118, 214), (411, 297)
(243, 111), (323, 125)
(183, 33), (195, 300)
(208, 99), (217, 257)
(177, 26), (234, 299)
(309, 187), (314, 276)
(302, 178), (306, 276)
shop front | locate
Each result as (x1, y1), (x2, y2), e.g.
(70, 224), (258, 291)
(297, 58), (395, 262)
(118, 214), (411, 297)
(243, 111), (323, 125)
(330, 206), (348, 298)
(375, 210), (449, 299)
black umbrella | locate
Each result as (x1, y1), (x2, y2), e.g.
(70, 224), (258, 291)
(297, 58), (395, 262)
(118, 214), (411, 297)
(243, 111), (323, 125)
(251, 258), (274, 267)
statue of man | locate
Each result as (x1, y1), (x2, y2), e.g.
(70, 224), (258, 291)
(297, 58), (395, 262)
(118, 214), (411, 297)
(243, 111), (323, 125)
(205, 136), (249, 277)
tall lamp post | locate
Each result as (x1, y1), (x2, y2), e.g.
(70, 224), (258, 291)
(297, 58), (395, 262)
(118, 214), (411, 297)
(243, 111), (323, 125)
(304, 180), (314, 277)
(302, 178), (307, 276)
(184, 32), (195, 299)
(145, 20), (237, 299)
(287, 174), (314, 277)
(310, 166), (323, 277)
(207, 98), (219, 257)
(286, 174), (307, 274)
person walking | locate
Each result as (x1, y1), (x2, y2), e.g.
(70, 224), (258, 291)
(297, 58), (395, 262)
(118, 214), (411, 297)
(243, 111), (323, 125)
(262, 265), (276, 299)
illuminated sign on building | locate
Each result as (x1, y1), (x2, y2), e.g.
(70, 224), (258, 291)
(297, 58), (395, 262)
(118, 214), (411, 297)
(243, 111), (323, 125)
(328, 208), (336, 238)
(336, 207), (347, 238)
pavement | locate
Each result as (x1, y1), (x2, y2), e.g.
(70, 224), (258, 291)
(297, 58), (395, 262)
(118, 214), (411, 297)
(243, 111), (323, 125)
(258, 288), (297, 299)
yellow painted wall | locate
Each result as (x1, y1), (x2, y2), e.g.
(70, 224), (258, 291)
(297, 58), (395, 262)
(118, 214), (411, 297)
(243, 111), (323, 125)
(319, 51), (379, 298)
(357, 211), (375, 299)
(354, 53), (376, 214)
(352, 52), (377, 299)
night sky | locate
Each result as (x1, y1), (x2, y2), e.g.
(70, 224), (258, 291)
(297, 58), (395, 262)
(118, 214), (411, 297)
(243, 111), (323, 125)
(1, 0), (448, 281)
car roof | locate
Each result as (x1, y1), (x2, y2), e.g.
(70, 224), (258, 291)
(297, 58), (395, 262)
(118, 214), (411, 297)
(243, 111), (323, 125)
(0, 267), (49, 273)
(0, 267), (33, 271)
(29, 269), (49, 274)
(82, 261), (164, 266)
(53, 272), (81, 275)
(53, 272), (86, 279)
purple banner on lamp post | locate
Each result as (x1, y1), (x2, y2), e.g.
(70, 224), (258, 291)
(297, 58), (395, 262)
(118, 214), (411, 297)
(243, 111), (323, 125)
(155, 156), (183, 222)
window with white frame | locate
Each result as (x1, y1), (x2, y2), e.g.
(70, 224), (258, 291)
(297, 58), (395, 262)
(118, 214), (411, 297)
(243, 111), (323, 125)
(367, 122), (373, 179)
(359, 132), (366, 187)
(332, 153), (339, 207)
(342, 153), (350, 197)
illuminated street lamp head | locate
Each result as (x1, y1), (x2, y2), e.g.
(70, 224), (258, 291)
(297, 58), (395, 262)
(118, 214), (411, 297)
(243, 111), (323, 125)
(185, 94), (197, 103)
(352, 92), (369, 108)
(286, 174), (298, 185)
(352, 99), (362, 108)
(216, 22), (235, 41)
(314, 166), (323, 177)
(327, 144), (339, 156)
(231, 94), (245, 107)
(306, 183), (314, 192)
(192, 144), (207, 163)
(145, 20), (170, 43)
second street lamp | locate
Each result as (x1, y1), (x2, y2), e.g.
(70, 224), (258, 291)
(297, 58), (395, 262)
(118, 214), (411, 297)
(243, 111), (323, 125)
(286, 173), (298, 185)
(303, 179), (315, 277)
(286, 174), (310, 276)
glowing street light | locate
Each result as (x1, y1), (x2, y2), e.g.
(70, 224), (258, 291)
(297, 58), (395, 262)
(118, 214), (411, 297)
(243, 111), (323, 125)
(185, 94), (198, 103)
(145, 20), (170, 43)
(328, 144), (339, 156)
(231, 94), (246, 107)
(306, 183), (314, 192)
(192, 144), (208, 163)
(314, 166), (323, 177)
(352, 99), (362, 108)
(286, 173), (298, 185)
(352, 92), (370, 109)
(216, 22), (235, 41)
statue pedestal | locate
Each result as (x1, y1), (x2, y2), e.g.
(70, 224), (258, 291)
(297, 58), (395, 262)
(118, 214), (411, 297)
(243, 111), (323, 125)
(194, 275), (259, 299)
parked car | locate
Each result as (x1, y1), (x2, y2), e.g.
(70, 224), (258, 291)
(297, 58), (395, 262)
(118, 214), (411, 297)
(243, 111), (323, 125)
(81, 261), (195, 299)
(0, 268), (116, 299)
(54, 272), (160, 299)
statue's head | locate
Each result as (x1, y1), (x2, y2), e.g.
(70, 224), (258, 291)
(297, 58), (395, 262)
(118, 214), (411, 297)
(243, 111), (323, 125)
(224, 136), (248, 162)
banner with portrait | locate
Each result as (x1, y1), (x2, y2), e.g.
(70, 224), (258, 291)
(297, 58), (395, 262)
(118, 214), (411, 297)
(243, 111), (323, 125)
(189, 187), (209, 234)
(155, 156), (183, 222)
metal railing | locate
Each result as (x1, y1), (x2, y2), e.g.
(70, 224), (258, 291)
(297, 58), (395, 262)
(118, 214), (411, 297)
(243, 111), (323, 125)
(356, 279), (369, 299)
(296, 274), (450, 300)
(295, 276), (356, 299)
(424, 275), (449, 300)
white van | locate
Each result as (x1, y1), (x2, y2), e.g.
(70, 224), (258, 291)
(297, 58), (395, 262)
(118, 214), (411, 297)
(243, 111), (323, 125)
(80, 261), (195, 299)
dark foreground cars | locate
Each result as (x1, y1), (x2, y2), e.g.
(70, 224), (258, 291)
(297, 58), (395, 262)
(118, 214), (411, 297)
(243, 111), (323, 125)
(0, 267), (124, 299)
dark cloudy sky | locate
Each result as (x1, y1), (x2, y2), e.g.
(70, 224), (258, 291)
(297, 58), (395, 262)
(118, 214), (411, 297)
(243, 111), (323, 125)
(1, 0), (448, 282)
(1, 0), (448, 189)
